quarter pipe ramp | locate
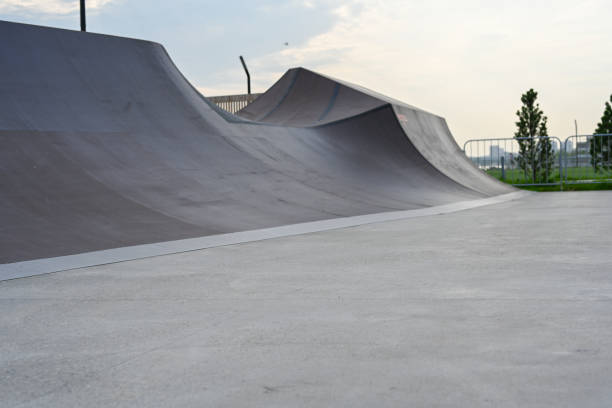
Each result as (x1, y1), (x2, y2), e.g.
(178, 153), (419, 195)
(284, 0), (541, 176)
(0, 20), (513, 264)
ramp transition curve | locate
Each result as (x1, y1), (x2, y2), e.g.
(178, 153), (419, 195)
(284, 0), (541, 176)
(0, 20), (513, 264)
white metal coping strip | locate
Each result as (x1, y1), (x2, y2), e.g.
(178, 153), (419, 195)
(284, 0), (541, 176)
(0, 191), (530, 281)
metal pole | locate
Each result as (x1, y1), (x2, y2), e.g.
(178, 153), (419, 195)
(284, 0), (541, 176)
(574, 120), (578, 175)
(565, 137), (569, 182)
(574, 119), (578, 138)
(501, 156), (505, 181)
(239, 56), (251, 95)
(560, 139), (564, 190)
(80, 0), (86, 32)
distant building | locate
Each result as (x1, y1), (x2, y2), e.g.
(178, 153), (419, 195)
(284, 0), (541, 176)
(490, 145), (505, 158)
(576, 138), (591, 154)
(551, 141), (559, 153)
(573, 137), (593, 167)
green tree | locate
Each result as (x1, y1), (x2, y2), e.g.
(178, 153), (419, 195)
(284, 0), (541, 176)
(514, 89), (553, 182)
(590, 94), (612, 171)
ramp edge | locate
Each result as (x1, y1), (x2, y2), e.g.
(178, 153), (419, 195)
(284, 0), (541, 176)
(0, 191), (530, 281)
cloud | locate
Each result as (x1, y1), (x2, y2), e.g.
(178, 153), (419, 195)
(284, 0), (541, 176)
(212, 0), (612, 144)
(0, 0), (118, 15)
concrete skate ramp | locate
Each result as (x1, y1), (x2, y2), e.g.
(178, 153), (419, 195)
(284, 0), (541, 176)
(0, 20), (513, 264)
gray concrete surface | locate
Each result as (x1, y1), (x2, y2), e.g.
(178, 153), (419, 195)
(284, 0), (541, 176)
(2, 191), (612, 407)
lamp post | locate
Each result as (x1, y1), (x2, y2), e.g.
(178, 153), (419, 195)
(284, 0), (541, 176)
(80, 0), (86, 32)
(239, 56), (251, 95)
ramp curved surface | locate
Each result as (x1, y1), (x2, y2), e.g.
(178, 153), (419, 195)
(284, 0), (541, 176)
(0, 20), (513, 264)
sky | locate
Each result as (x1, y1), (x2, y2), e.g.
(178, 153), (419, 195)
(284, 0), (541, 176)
(1, 0), (611, 147)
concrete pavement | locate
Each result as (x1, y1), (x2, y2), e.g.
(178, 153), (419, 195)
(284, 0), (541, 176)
(2, 191), (612, 407)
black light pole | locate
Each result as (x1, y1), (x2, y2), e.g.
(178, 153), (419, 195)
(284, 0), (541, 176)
(80, 0), (86, 32)
(239, 56), (251, 95)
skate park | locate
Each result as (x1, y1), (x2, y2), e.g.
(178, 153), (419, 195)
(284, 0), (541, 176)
(1, 5), (612, 407)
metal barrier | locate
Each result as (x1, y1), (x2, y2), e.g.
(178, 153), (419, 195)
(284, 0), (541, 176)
(563, 134), (612, 184)
(207, 93), (262, 114)
(463, 134), (612, 186)
(463, 137), (563, 186)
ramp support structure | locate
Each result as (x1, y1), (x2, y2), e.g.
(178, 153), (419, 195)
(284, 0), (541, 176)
(80, 0), (86, 32)
(239, 56), (251, 95)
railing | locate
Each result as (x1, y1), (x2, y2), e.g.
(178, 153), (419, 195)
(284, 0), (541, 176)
(463, 134), (612, 186)
(563, 134), (612, 184)
(463, 137), (563, 186)
(207, 93), (262, 114)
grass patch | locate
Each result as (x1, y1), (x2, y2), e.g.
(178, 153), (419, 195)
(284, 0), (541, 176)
(486, 167), (612, 191)
(486, 167), (612, 184)
(485, 166), (612, 191)
(516, 182), (612, 192)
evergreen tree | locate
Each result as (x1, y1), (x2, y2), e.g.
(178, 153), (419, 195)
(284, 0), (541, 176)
(536, 116), (554, 181)
(514, 89), (551, 182)
(590, 94), (612, 171)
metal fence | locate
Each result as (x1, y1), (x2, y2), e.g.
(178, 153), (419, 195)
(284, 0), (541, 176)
(563, 134), (612, 184)
(463, 134), (612, 186)
(207, 93), (262, 114)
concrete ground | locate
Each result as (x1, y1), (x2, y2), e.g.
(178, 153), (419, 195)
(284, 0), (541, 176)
(2, 191), (611, 407)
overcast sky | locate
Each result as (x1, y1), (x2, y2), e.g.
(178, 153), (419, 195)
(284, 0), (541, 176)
(2, 0), (611, 146)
